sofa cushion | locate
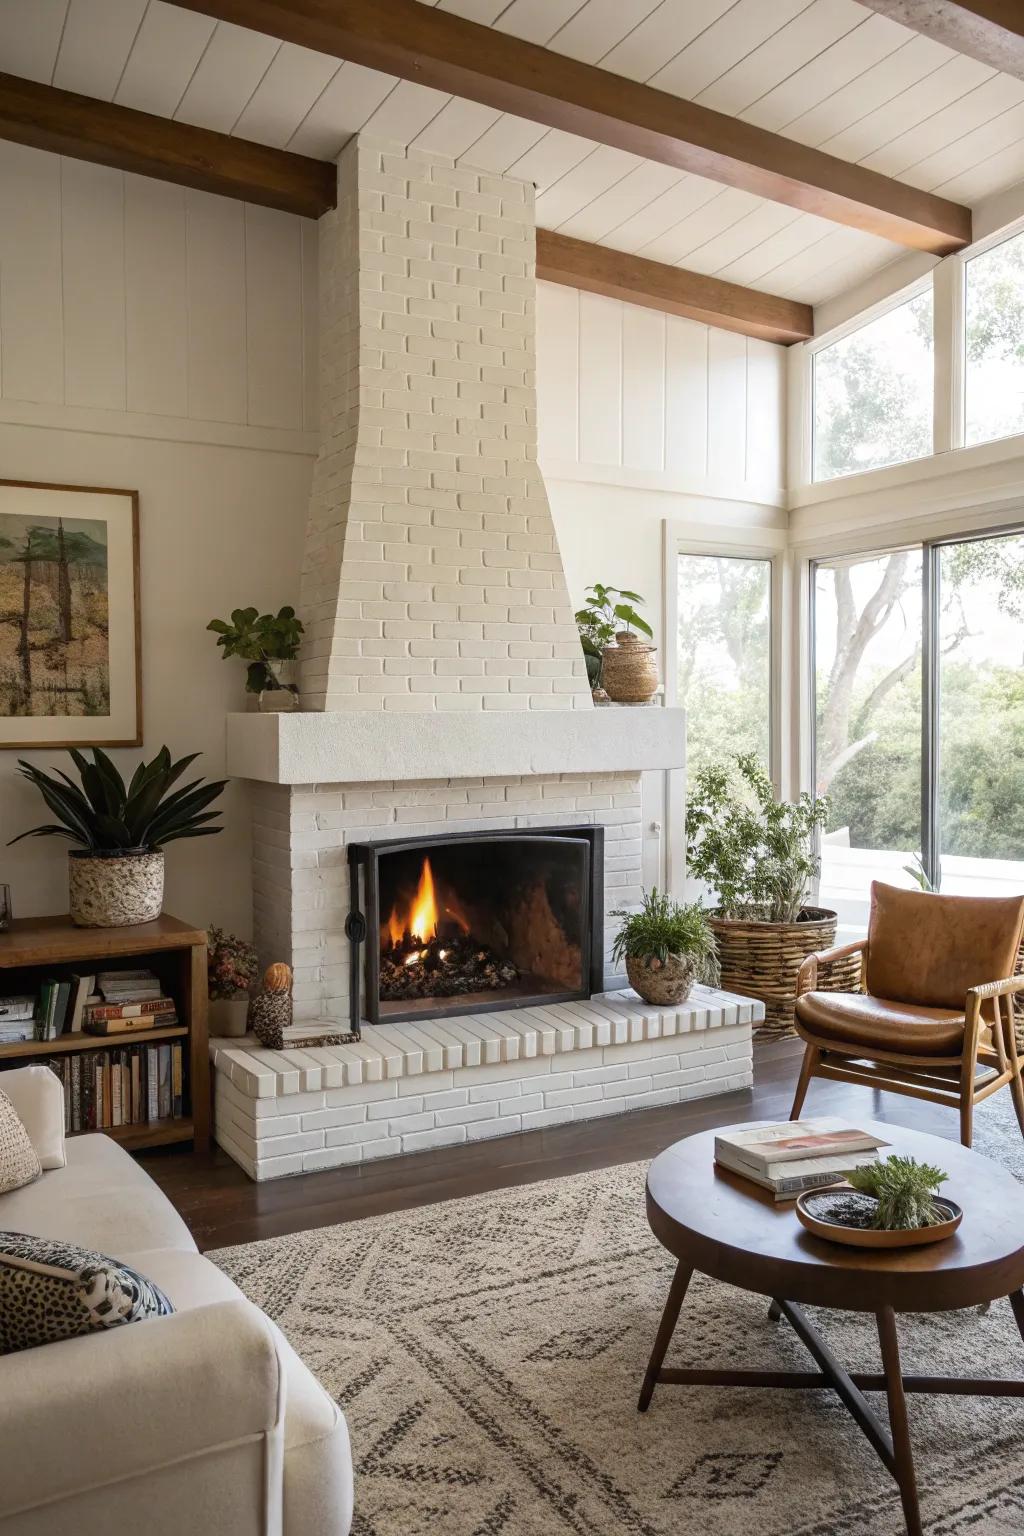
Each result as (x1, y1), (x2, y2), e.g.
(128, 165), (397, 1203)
(128, 1244), (354, 1536)
(0, 1231), (173, 1355)
(0, 1134), (196, 1255)
(0, 1064), (66, 1169)
(0, 1088), (41, 1194)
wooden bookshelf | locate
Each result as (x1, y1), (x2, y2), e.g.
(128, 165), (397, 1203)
(0, 913), (209, 1155)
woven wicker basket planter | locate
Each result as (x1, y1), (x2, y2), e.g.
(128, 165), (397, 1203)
(708, 906), (861, 1035)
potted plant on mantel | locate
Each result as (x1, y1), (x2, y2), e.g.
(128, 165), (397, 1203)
(575, 583), (658, 703)
(685, 753), (860, 1033)
(207, 926), (259, 1037)
(207, 605), (304, 712)
(9, 747), (226, 928)
(611, 889), (719, 1007)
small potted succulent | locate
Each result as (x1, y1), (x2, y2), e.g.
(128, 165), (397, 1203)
(611, 889), (719, 1006)
(9, 747), (226, 928)
(575, 583), (657, 702)
(207, 926), (259, 1037)
(208, 606), (304, 712)
(798, 1156), (960, 1249)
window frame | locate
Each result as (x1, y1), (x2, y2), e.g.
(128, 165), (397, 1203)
(808, 517), (1024, 902)
(807, 278), (936, 486)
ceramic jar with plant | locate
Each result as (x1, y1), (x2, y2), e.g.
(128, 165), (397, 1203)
(208, 605), (304, 712)
(685, 753), (850, 1032)
(9, 747), (226, 928)
(207, 926), (259, 1037)
(575, 583), (657, 703)
(611, 888), (719, 1006)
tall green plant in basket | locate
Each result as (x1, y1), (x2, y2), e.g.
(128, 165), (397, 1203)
(686, 754), (829, 923)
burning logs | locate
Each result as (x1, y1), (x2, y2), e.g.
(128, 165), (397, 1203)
(380, 934), (519, 1001)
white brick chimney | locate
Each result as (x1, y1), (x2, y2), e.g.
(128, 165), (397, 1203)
(299, 137), (590, 714)
(226, 136), (686, 1029)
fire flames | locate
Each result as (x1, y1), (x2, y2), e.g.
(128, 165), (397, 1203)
(385, 857), (471, 951)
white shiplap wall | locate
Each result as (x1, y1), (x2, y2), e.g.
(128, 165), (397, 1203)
(0, 140), (318, 441)
(537, 280), (786, 502)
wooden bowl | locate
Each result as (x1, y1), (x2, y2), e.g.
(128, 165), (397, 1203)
(795, 1187), (963, 1249)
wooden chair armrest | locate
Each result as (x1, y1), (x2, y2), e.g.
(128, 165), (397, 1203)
(797, 939), (867, 997)
(966, 974), (1024, 1004)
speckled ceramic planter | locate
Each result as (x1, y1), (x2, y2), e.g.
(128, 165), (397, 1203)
(68, 850), (164, 928)
(625, 952), (695, 1006)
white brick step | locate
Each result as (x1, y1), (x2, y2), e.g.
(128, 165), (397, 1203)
(210, 984), (761, 1098)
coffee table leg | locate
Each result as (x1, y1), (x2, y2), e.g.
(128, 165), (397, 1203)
(877, 1307), (923, 1536)
(638, 1262), (693, 1413)
(767, 1298), (783, 1322)
(1009, 1289), (1024, 1344)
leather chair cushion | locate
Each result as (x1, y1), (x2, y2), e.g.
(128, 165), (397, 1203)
(865, 881), (1024, 1009)
(796, 990), (967, 1057)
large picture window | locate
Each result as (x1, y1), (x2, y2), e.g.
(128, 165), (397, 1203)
(812, 290), (934, 482)
(965, 230), (1024, 447)
(677, 553), (771, 775)
(812, 530), (1024, 925)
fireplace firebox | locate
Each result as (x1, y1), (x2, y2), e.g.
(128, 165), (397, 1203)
(346, 827), (604, 1028)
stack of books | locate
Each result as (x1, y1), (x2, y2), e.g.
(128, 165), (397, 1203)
(82, 970), (178, 1035)
(714, 1119), (888, 1202)
(0, 995), (37, 1046)
(48, 1040), (184, 1131)
(32, 975), (95, 1039)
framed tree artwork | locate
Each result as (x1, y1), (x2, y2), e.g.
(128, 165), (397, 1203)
(0, 480), (141, 749)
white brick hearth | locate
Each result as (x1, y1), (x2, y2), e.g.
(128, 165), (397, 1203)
(211, 986), (759, 1181)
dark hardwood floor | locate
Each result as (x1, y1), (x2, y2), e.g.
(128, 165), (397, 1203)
(143, 1036), (973, 1251)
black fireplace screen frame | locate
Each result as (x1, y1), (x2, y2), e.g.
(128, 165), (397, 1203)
(346, 825), (604, 1029)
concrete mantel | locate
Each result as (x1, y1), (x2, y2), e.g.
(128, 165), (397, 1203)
(226, 707), (686, 785)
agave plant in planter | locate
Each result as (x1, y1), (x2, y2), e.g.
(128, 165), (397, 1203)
(9, 748), (226, 928)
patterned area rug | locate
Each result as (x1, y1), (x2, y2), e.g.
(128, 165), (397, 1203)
(211, 1095), (1024, 1536)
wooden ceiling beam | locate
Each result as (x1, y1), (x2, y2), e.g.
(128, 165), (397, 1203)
(173, 0), (971, 254)
(0, 72), (335, 218)
(857, 2), (1024, 81)
(536, 231), (812, 344)
(0, 73), (811, 342)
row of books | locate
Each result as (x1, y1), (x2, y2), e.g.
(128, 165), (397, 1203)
(0, 969), (178, 1044)
(715, 1119), (888, 1202)
(46, 1041), (186, 1132)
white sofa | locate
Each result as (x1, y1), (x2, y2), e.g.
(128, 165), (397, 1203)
(0, 1066), (353, 1536)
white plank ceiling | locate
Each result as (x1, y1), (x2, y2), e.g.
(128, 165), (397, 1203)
(2, 0), (1024, 306)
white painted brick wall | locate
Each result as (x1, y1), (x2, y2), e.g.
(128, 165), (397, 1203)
(252, 770), (643, 1022)
(299, 136), (589, 713)
(212, 993), (757, 1180)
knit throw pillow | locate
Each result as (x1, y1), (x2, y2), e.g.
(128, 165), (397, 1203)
(0, 1233), (174, 1356)
(0, 1089), (41, 1195)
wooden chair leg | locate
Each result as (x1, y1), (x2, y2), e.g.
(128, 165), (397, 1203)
(958, 1090), (974, 1148)
(789, 1043), (819, 1121)
(1003, 1000), (1024, 1139)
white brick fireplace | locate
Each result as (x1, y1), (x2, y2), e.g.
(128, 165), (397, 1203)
(216, 137), (756, 1181)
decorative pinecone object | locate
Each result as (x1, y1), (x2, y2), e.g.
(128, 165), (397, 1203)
(248, 963), (358, 1049)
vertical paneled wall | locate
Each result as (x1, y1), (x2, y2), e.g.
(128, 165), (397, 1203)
(0, 141), (318, 434)
(536, 280), (786, 496)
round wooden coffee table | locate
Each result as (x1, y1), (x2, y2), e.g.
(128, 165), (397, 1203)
(639, 1122), (1024, 1536)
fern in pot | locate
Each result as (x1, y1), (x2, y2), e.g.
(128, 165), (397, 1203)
(9, 747), (226, 928)
(612, 890), (719, 1006)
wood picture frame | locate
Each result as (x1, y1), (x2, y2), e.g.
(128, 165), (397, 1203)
(0, 479), (141, 749)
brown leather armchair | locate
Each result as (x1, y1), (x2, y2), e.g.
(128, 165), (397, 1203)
(791, 881), (1024, 1147)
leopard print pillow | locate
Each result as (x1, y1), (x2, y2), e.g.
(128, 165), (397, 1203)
(0, 1089), (40, 1195)
(0, 1232), (174, 1356)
